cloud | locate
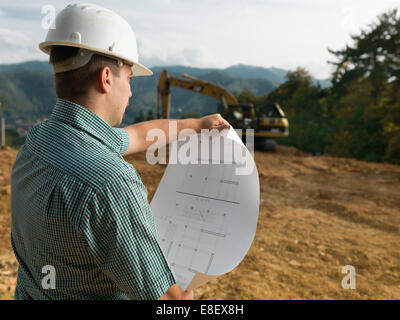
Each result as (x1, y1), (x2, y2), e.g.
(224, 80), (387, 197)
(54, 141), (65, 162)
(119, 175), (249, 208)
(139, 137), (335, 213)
(0, 27), (31, 46)
(140, 46), (218, 68)
(0, 42), (43, 64)
(0, 0), (399, 78)
(0, 6), (42, 21)
(0, 27), (44, 64)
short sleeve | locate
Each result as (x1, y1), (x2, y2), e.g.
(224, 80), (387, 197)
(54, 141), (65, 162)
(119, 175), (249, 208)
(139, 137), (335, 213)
(112, 127), (130, 155)
(83, 174), (176, 300)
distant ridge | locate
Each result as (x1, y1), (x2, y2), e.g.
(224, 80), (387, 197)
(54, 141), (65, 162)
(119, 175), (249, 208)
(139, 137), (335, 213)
(224, 64), (287, 85)
(0, 60), (53, 73)
(0, 60), (331, 87)
(0, 60), (331, 132)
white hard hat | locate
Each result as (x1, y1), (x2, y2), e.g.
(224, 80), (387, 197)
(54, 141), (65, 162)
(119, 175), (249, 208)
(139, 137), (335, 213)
(39, 3), (152, 76)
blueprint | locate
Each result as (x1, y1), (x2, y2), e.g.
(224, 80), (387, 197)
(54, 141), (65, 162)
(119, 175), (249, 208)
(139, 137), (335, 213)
(150, 127), (260, 290)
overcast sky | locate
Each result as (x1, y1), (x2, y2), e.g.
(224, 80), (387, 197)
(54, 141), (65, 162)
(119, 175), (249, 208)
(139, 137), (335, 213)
(0, 0), (398, 79)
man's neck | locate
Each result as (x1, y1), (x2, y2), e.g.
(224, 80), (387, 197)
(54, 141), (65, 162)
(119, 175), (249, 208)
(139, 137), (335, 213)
(62, 95), (113, 126)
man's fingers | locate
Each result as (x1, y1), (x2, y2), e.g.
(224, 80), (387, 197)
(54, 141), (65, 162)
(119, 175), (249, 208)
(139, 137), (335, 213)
(213, 114), (230, 129)
(200, 113), (231, 131)
(218, 118), (230, 130)
(221, 118), (230, 128)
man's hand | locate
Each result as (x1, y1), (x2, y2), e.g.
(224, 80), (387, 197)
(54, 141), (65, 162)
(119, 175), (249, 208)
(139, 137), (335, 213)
(199, 113), (230, 131)
(181, 288), (195, 300)
(158, 284), (194, 300)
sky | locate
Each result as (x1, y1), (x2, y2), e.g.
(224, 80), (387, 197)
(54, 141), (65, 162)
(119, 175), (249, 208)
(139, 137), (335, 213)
(0, 0), (399, 79)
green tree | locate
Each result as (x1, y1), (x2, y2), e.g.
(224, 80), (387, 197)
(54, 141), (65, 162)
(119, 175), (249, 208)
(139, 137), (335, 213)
(327, 8), (400, 163)
(134, 110), (146, 123)
(180, 112), (201, 119)
(263, 68), (330, 154)
(379, 80), (400, 163)
(0, 95), (6, 114)
(237, 88), (267, 116)
(327, 78), (386, 161)
(146, 109), (155, 121)
(0, 95), (7, 147)
(328, 9), (400, 98)
(6, 129), (26, 148)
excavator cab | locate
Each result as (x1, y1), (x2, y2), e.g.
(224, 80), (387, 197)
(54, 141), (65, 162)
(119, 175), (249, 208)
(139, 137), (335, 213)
(227, 104), (255, 129)
(257, 103), (289, 137)
(263, 103), (286, 118)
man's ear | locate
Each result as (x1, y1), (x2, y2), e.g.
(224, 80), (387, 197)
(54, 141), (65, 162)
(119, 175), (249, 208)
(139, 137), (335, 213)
(97, 66), (113, 93)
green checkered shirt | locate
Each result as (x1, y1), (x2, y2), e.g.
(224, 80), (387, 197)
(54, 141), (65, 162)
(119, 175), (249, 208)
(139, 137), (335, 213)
(10, 98), (176, 300)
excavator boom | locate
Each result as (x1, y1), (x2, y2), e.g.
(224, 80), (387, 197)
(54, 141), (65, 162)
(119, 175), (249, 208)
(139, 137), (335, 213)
(157, 70), (238, 119)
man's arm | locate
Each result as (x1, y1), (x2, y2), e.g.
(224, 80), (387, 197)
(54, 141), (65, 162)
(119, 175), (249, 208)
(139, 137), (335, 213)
(123, 113), (230, 155)
(84, 175), (179, 300)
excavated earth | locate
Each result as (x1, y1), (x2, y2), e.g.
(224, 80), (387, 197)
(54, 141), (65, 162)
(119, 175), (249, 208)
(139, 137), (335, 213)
(0, 145), (399, 299)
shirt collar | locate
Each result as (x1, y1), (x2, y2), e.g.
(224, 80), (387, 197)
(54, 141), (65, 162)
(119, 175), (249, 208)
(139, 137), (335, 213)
(50, 98), (124, 153)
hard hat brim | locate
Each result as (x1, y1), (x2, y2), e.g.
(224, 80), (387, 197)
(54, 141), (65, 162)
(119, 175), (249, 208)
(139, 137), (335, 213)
(131, 61), (153, 77)
(39, 41), (153, 77)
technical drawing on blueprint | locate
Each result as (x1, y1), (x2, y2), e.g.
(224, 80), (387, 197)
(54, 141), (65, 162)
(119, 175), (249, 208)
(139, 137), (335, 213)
(151, 127), (260, 290)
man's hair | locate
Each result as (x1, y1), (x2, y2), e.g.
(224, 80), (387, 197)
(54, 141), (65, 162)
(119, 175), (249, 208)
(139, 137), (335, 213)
(50, 46), (122, 99)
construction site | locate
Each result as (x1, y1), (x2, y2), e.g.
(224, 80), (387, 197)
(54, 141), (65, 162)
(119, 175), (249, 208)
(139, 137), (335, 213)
(0, 1), (399, 302)
(0, 67), (399, 300)
(1, 142), (399, 300)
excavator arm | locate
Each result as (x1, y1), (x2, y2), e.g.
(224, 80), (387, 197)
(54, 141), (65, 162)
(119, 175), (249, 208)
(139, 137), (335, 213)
(157, 69), (238, 119)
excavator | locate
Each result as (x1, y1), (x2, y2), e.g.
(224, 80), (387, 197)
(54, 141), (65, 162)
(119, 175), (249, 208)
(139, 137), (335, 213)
(156, 69), (289, 151)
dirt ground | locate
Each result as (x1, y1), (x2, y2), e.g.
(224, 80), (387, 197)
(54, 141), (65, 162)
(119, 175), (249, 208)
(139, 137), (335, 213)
(0, 144), (399, 300)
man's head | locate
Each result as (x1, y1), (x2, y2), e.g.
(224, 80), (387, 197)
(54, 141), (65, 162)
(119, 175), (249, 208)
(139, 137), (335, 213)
(50, 45), (133, 126)
(39, 3), (152, 126)
(50, 46), (121, 99)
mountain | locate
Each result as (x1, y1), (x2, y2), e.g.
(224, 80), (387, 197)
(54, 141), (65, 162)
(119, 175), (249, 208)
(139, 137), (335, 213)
(151, 63), (331, 88)
(0, 60), (53, 73)
(150, 64), (287, 87)
(0, 60), (331, 87)
(150, 65), (218, 77)
(0, 60), (331, 133)
(0, 61), (280, 126)
(223, 64), (287, 86)
(0, 69), (56, 122)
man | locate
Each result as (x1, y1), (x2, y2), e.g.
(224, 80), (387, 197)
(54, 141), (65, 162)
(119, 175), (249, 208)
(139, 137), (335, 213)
(10, 3), (230, 300)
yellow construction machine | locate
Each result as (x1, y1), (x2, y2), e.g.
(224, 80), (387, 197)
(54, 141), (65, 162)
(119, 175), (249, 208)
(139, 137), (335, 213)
(156, 69), (289, 151)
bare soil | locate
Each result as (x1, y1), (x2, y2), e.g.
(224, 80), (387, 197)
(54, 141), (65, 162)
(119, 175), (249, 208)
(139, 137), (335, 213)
(1, 145), (399, 299)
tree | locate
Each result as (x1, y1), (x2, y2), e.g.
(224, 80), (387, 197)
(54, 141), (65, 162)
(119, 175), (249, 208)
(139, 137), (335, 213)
(327, 8), (400, 163)
(379, 80), (400, 163)
(0, 95), (7, 147)
(134, 110), (146, 123)
(327, 78), (386, 161)
(180, 112), (201, 119)
(270, 68), (329, 154)
(328, 9), (400, 98)
(236, 68), (331, 154)
(0, 96), (6, 113)
(146, 109), (155, 121)
(237, 88), (267, 116)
